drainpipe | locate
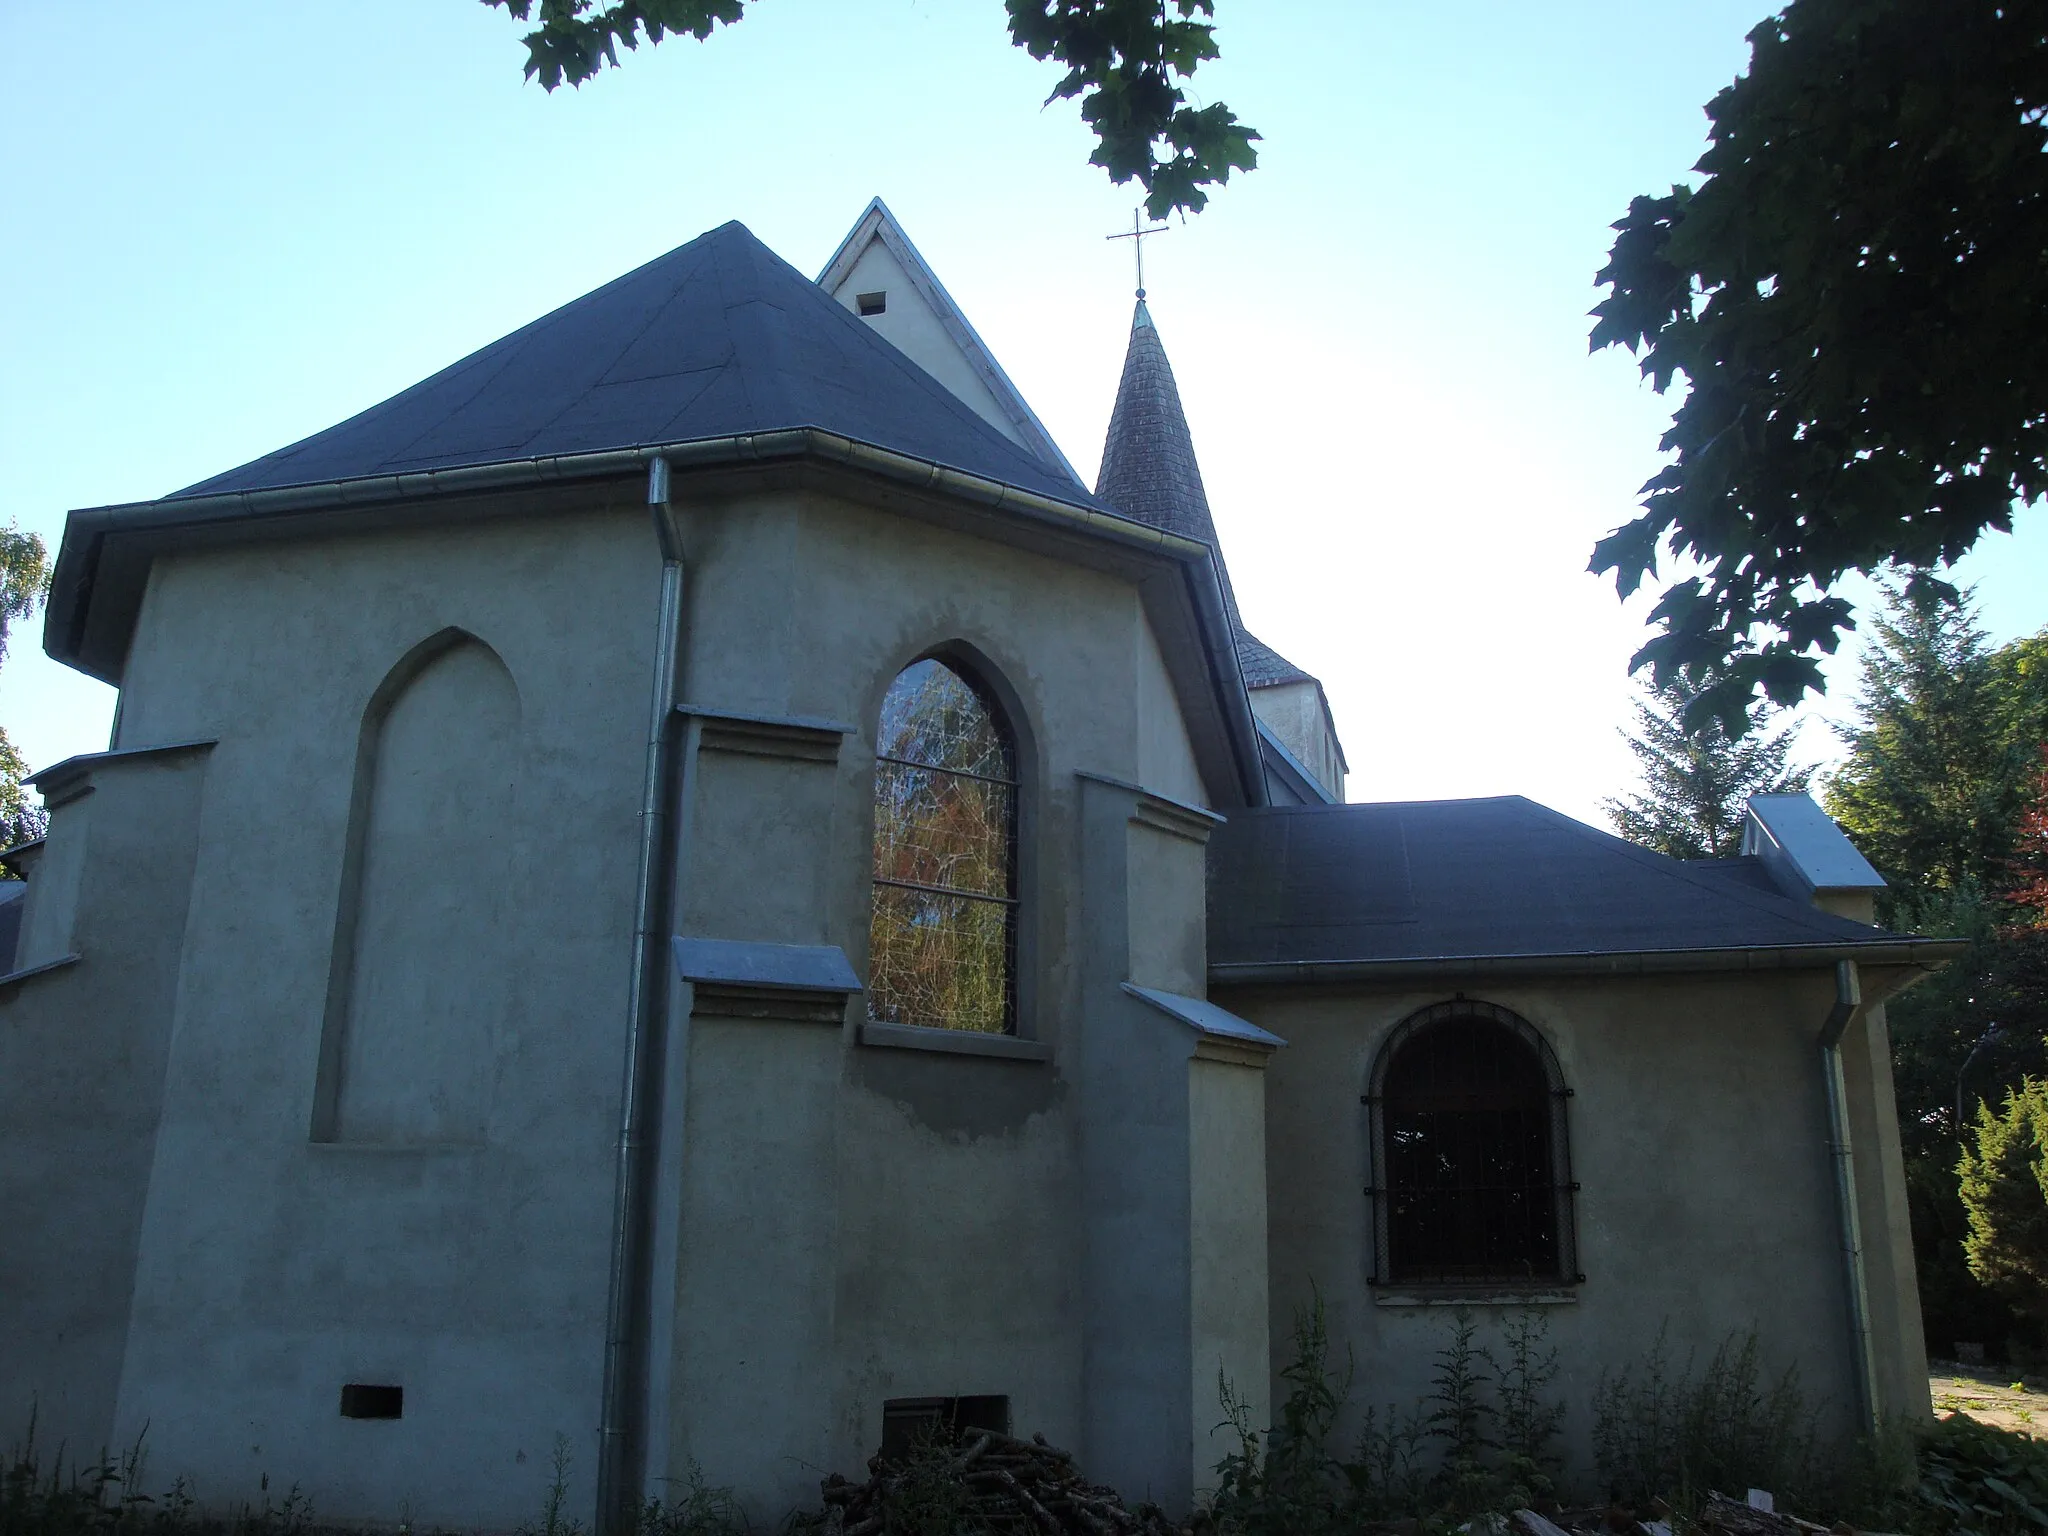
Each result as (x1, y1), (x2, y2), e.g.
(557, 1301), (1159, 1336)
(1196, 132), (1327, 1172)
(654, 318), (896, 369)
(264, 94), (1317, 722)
(597, 458), (688, 1536)
(1819, 958), (1881, 1436)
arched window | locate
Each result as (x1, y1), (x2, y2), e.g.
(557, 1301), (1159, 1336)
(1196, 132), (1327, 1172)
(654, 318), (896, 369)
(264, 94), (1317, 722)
(1366, 1001), (1578, 1286)
(868, 657), (1018, 1034)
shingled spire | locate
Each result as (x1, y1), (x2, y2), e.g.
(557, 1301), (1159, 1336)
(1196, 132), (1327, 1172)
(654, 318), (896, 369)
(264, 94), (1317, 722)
(1094, 298), (1242, 624)
(1094, 295), (1349, 799)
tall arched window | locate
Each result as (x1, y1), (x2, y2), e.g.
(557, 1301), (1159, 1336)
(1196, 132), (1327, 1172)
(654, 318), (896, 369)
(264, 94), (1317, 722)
(1366, 1001), (1578, 1286)
(869, 657), (1018, 1034)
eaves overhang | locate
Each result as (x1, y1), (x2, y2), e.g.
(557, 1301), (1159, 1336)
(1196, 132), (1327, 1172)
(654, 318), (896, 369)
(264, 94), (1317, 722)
(46, 427), (1270, 805)
(1208, 935), (1970, 988)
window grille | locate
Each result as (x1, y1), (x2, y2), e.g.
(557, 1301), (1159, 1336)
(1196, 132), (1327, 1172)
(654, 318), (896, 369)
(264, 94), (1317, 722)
(868, 658), (1018, 1033)
(1363, 1000), (1580, 1287)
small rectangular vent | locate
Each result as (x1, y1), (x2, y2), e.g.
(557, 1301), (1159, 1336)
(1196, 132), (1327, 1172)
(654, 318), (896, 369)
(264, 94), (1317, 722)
(856, 291), (887, 317)
(880, 1395), (1010, 1460)
(340, 1383), (403, 1420)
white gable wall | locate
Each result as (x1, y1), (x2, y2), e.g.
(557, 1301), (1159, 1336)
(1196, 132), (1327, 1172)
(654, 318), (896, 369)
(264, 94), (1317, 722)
(825, 239), (1032, 449)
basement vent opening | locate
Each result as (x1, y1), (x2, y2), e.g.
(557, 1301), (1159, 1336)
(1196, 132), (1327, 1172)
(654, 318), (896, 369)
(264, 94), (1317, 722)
(857, 291), (887, 317)
(880, 1395), (1010, 1461)
(340, 1383), (404, 1420)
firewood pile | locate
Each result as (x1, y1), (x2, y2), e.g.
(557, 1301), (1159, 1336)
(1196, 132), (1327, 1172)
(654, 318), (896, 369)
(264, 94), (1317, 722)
(805, 1428), (1182, 1536)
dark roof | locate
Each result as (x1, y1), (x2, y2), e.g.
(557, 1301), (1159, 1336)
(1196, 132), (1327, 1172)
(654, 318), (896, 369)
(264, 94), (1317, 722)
(1207, 796), (1908, 969)
(1237, 632), (1314, 688)
(176, 221), (1088, 506)
(1095, 300), (1224, 553)
(1095, 299), (1322, 689)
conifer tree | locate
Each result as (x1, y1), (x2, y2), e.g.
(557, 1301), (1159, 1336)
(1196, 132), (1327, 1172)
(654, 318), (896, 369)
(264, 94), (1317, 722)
(1825, 583), (2048, 903)
(1822, 581), (2048, 1359)
(1960, 1079), (2048, 1328)
(1604, 672), (1809, 860)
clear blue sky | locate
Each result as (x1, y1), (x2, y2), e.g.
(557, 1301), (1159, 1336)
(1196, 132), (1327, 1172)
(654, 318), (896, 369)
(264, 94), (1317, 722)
(4, 1), (2042, 823)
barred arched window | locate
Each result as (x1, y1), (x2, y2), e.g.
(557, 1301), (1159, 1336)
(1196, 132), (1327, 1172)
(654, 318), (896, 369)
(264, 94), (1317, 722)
(1366, 1001), (1578, 1286)
(868, 658), (1017, 1034)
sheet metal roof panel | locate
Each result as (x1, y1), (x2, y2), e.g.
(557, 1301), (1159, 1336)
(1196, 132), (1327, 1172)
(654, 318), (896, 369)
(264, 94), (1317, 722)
(1208, 797), (1900, 967)
(174, 221), (1091, 509)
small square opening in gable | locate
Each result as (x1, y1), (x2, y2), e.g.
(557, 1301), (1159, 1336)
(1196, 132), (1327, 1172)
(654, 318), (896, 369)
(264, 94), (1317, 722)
(856, 291), (887, 318)
(880, 1395), (1010, 1460)
(340, 1383), (404, 1420)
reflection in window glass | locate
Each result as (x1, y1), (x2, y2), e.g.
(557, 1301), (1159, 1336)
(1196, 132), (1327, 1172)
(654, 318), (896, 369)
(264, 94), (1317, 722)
(869, 659), (1016, 1033)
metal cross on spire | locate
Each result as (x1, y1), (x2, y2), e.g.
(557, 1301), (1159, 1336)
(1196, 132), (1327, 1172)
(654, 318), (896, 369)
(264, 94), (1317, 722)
(1106, 208), (1171, 299)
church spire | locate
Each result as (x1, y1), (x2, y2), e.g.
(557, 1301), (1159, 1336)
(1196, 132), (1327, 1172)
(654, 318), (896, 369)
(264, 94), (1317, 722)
(1093, 298), (1242, 624)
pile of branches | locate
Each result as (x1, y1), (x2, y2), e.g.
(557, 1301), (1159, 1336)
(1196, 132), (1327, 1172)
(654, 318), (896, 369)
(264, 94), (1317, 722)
(800, 1429), (1182, 1536)
(1526, 1492), (1858, 1536)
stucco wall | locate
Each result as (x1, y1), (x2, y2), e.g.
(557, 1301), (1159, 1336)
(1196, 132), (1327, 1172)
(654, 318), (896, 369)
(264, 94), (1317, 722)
(1227, 971), (1921, 1488)
(0, 747), (210, 1456)
(1187, 1056), (1270, 1500)
(1246, 680), (1343, 803)
(647, 490), (1230, 1520)
(94, 505), (658, 1527)
(1136, 618), (1207, 810)
(21, 473), (1246, 1526)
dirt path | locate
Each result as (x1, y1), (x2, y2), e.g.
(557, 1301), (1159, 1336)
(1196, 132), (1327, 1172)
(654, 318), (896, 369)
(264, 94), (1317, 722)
(1930, 1362), (2048, 1438)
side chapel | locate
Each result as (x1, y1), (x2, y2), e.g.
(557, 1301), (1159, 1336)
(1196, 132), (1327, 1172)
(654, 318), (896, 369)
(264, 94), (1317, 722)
(1, 200), (1963, 1528)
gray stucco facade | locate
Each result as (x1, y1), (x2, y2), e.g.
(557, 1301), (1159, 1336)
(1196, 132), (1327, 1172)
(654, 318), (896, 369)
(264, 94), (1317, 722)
(3, 209), (1952, 1528)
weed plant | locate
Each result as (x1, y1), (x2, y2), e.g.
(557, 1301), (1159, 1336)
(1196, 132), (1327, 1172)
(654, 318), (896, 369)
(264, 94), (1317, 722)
(1591, 1327), (1821, 1508)
(1209, 1298), (1564, 1535)
(521, 1437), (747, 1536)
(1916, 1412), (2048, 1536)
(1, 1410), (309, 1536)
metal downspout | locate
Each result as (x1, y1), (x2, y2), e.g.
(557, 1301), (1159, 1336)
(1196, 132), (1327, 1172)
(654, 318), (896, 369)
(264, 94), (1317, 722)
(1820, 958), (1881, 1436)
(598, 458), (687, 1535)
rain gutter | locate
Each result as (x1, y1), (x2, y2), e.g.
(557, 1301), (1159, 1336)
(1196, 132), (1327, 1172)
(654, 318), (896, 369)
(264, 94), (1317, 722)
(1820, 959), (1881, 1436)
(596, 458), (687, 1536)
(1207, 936), (1968, 987)
(47, 428), (1266, 803)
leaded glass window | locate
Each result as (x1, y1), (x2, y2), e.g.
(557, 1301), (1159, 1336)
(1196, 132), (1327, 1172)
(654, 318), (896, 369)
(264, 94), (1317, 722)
(869, 659), (1017, 1033)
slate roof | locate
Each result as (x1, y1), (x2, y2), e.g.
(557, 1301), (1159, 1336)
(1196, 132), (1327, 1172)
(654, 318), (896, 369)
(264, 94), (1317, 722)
(1094, 298), (1323, 695)
(175, 221), (1088, 507)
(1096, 301), (1225, 555)
(1237, 632), (1315, 688)
(1207, 796), (1914, 969)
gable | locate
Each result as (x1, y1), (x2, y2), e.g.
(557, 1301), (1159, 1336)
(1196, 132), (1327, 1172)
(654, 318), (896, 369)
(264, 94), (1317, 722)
(817, 199), (1081, 487)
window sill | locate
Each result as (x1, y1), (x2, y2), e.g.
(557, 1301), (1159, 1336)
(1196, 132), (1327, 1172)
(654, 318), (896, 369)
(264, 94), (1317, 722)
(1372, 1286), (1580, 1308)
(859, 1020), (1051, 1064)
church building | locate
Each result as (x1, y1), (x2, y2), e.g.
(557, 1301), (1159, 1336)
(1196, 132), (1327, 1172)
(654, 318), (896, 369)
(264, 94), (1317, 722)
(1, 201), (1961, 1528)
